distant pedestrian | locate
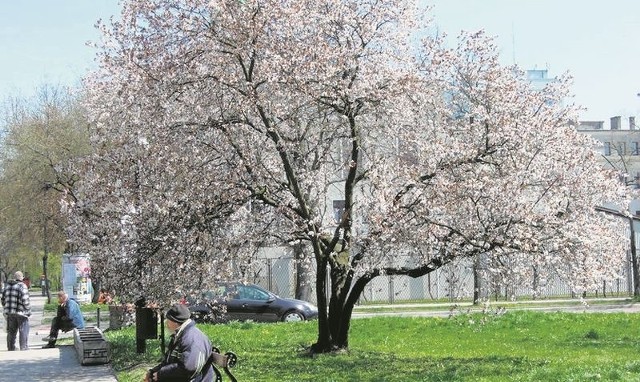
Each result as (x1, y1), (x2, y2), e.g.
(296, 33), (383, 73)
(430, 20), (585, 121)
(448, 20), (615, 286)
(22, 275), (31, 289)
(42, 291), (85, 348)
(40, 275), (47, 296)
(1, 271), (31, 351)
(145, 304), (214, 382)
(97, 289), (112, 304)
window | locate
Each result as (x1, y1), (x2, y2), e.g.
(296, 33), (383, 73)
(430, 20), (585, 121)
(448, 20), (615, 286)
(633, 142), (639, 156)
(617, 142), (626, 156)
(333, 200), (345, 224)
(604, 142), (611, 156)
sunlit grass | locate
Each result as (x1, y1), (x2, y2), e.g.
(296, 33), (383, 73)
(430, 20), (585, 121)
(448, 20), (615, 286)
(107, 311), (640, 381)
(42, 302), (109, 324)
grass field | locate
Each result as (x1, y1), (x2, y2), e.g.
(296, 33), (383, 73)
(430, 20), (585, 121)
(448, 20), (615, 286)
(105, 310), (640, 381)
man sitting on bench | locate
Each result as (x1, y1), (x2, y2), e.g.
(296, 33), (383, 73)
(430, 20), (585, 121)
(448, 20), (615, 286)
(42, 291), (85, 348)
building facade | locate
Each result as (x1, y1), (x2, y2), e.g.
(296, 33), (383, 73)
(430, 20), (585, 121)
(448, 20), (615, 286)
(577, 115), (640, 214)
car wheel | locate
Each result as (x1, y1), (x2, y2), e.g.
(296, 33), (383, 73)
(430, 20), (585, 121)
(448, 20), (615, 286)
(282, 310), (304, 322)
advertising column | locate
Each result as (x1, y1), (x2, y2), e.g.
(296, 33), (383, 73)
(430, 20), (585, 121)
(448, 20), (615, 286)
(62, 253), (93, 303)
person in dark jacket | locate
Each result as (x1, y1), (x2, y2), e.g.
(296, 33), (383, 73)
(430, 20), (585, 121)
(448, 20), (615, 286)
(146, 304), (213, 382)
(1, 271), (31, 350)
(42, 291), (85, 348)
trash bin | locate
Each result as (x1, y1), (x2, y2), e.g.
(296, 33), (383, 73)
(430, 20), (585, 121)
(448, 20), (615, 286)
(135, 297), (157, 353)
(136, 307), (158, 340)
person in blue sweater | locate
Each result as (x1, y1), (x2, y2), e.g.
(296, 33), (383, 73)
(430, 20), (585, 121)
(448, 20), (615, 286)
(42, 291), (85, 348)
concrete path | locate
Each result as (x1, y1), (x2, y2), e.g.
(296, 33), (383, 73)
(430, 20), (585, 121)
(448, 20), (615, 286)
(0, 294), (117, 382)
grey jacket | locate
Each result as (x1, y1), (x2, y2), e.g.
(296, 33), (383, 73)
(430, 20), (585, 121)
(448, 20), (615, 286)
(151, 319), (213, 382)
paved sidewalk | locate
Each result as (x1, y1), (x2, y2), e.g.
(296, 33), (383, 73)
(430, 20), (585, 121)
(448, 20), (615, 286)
(0, 294), (117, 382)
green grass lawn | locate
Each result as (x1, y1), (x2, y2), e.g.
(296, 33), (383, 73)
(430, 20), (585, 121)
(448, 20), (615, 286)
(107, 311), (640, 381)
(42, 302), (109, 324)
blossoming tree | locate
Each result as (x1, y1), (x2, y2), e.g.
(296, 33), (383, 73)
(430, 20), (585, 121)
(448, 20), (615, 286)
(69, 0), (630, 352)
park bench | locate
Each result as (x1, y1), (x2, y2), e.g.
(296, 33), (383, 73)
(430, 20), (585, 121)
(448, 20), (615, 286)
(208, 346), (238, 382)
(73, 326), (111, 365)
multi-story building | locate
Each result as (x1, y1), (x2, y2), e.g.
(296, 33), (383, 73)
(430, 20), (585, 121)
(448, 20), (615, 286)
(577, 115), (640, 213)
(528, 68), (640, 208)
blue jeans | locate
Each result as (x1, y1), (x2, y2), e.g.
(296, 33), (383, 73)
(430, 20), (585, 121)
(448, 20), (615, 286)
(6, 313), (29, 351)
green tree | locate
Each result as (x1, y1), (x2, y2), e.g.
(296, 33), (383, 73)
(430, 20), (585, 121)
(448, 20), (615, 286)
(0, 86), (90, 301)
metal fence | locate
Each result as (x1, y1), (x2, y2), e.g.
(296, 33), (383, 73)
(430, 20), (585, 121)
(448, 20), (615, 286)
(245, 253), (634, 305)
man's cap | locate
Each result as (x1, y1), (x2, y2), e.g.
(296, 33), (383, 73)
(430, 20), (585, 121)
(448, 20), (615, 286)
(14, 271), (24, 281)
(165, 304), (190, 324)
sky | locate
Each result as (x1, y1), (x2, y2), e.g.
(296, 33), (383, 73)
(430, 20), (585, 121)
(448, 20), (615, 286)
(1, 0), (638, 122)
(427, 0), (640, 121)
(0, 1), (119, 100)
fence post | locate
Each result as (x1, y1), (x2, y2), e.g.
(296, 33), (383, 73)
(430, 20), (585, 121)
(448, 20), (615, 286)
(268, 259), (273, 292)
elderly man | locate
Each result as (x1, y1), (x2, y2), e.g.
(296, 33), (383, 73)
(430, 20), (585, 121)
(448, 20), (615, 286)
(146, 304), (214, 382)
(42, 291), (85, 348)
(1, 271), (31, 351)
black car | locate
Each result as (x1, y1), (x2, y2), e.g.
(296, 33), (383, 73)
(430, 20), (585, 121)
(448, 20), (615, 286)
(186, 282), (319, 323)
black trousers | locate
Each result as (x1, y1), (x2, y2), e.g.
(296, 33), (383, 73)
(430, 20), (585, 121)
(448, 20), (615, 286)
(48, 316), (76, 343)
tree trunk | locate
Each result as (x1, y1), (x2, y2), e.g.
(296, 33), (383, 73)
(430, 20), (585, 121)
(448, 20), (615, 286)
(92, 279), (102, 303)
(311, 253), (453, 353)
(311, 255), (332, 353)
(532, 266), (539, 300)
(43, 221), (52, 304)
(327, 260), (350, 350)
(42, 254), (51, 304)
(311, 262), (353, 352)
(311, 254), (370, 353)
(293, 243), (311, 301)
(473, 255), (480, 305)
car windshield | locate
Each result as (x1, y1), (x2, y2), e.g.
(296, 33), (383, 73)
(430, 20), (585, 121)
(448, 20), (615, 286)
(234, 285), (271, 301)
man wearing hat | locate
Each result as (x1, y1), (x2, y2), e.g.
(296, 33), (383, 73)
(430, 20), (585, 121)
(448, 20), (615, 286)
(1, 271), (31, 350)
(146, 303), (214, 382)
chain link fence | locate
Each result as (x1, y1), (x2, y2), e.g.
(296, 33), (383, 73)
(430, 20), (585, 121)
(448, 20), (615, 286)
(244, 250), (634, 305)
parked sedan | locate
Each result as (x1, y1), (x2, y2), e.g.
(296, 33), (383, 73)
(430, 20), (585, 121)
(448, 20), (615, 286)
(187, 282), (318, 323)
